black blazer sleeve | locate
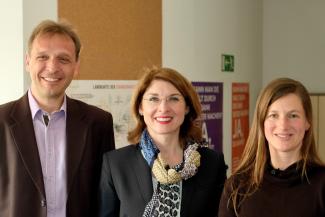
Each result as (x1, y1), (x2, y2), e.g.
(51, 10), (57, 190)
(99, 153), (120, 217)
(98, 145), (153, 217)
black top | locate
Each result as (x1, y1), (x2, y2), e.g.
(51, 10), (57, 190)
(219, 162), (325, 217)
(99, 144), (227, 217)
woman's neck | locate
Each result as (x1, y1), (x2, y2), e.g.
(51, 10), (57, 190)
(270, 152), (301, 170)
(154, 135), (183, 167)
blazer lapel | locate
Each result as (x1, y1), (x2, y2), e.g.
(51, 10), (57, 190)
(65, 97), (88, 194)
(10, 94), (46, 197)
(131, 146), (153, 203)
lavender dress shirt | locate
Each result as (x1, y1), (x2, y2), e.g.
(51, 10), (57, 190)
(28, 90), (67, 217)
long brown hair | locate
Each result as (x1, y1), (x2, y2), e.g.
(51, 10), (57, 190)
(127, 67), (202, 146)
(228, 77), (323, 215)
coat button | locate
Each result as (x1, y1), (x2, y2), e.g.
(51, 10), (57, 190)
(41, 200), (46, 207)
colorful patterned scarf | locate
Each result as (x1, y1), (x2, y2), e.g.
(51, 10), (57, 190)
(139, 130), (201, 217)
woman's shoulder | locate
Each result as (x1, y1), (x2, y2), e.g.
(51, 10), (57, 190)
(104, 144), (140, 160)
(198, 146), (225, 162)
(308, 164), (325, 180)
(197, 146), (228, 173)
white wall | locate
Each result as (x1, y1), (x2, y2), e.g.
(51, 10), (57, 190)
(163, 0), (263, 171)
(263, 0), (325, 93)
(0, 1), (23, 104)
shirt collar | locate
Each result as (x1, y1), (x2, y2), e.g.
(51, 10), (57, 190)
(28, 89), (67, 119)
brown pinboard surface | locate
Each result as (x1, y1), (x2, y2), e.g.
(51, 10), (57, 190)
(58, 0), (162, 80)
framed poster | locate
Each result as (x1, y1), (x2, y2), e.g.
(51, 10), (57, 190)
(192, 82), (223, 152)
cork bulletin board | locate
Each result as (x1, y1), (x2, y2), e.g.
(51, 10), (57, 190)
(58, 0), (162, 80)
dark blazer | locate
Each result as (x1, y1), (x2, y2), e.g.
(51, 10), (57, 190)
(0, 93), (115, 217)
(99, 144), (227, 217)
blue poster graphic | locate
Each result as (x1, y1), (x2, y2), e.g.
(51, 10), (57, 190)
(192, 82), (223, 152)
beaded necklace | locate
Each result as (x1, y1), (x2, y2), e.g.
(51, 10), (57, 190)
(152, 143), (201, 184)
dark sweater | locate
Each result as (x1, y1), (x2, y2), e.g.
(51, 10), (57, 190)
(218, 163), (325, 217)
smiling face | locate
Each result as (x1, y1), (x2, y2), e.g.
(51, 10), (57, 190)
(139, 79), (189, 141)
(264, 93), (310, 164)
(25, 33), (80, 105)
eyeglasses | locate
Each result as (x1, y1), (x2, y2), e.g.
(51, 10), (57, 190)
(142, 95), (184, 107)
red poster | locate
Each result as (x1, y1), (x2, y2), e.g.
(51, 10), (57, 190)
(232, 83), (249, 172)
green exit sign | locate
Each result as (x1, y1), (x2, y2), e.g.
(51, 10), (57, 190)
(221, 54), (234, 72)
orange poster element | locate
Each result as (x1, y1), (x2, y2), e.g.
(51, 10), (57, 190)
(232, 83), (249, 172)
